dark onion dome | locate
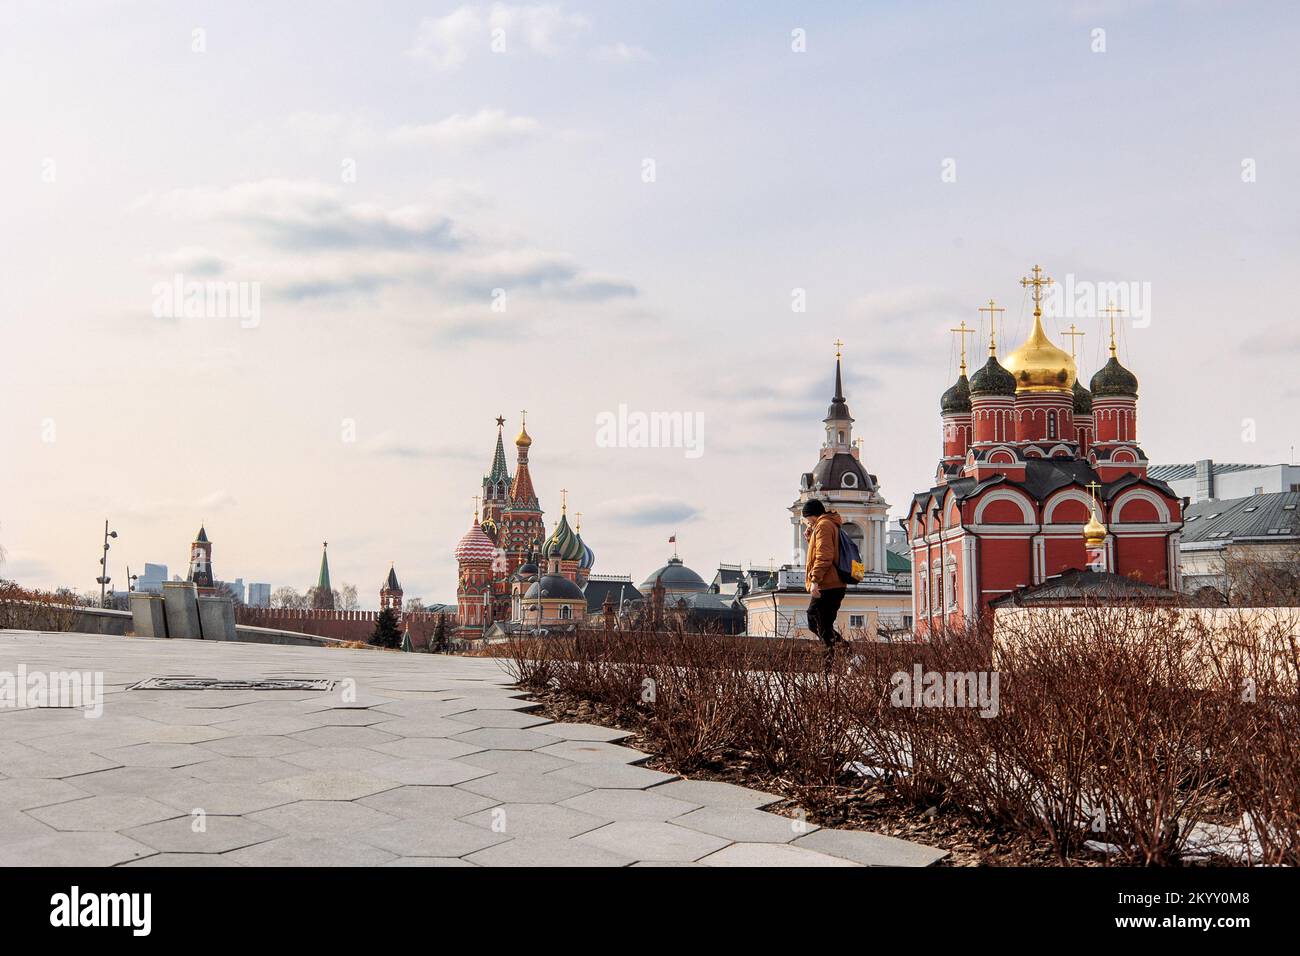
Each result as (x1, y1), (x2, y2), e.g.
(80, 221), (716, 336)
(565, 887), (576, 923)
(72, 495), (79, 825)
(968, 355), (1016, 397)
(1090, 355), (1139, 398)
(639, 556), (708, 594)
(940, 373), (971, 414)
(1072, 378), (1093, 415)
(523, 574), (585, 601)
(514, 550), (539, 579)
(543, 513), (584, 562)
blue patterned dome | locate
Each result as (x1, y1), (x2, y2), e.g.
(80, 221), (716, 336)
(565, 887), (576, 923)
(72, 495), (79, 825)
(576, 532), (595, 570)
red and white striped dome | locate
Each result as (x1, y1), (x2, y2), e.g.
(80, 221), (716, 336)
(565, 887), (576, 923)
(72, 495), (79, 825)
(454, 519), (496, 563)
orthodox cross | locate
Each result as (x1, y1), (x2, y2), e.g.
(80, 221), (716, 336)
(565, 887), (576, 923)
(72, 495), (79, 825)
(1062, 323), (1085, 360)
(1085, 480), (1102, 503)
(575, 511), (582, 532)
(472, 496), (479, 520)
(833, 338), (844, 359)
(977, 299), (1005, 354)
(1099, 301), (1126, 356)
(560, 488), (568, 513)
(949, 319), (976, 375)
(1020, 264), (1053, 316)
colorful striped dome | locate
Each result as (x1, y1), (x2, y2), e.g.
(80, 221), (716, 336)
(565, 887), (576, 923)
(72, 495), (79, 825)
(543, 513), (584, 562)
(454, 518), (496, 563)
(577, 533), (595, 570)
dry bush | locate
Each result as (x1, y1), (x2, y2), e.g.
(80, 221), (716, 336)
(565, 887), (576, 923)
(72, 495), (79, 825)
(501, 603), (1299, 865)
(0, 581), (81, 632)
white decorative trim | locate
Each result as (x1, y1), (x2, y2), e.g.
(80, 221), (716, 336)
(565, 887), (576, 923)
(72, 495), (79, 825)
(973, 490), (1036, 524)
(1042, 490), (1095, 524)
(1112, 488), (1172, 524)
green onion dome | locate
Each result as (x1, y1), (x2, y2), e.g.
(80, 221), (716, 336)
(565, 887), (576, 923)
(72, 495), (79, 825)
(543, 513), (584, 562)
(1089, 355), (1139, 398)
(940, 373), (971, 414)
(969, 355), (1017, 397)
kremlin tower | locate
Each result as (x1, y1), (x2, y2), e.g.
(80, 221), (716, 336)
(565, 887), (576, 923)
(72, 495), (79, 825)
(906, 265), (1184, 630)
(186, 526), (216, 594)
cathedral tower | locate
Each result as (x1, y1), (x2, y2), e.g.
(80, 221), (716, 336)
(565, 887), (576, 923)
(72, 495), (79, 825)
(501, 413), (546, 574)
(1005, 266), (1076, 453)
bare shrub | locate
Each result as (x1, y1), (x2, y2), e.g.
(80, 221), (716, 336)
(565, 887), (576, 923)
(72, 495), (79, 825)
(0, 581), (80, 632)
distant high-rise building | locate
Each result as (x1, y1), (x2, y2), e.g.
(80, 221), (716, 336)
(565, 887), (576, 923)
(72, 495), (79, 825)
(136, 562), (169, 594)
(246, 582), (271, 608)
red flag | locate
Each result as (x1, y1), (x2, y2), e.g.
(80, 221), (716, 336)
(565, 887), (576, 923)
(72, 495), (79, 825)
(668, 535), (676, 543)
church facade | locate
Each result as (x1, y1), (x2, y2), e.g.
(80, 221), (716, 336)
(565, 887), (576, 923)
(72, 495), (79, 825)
(906, 265), (1184, 631)
(454, 415), (596, 636)
(742, 352), (912, 640)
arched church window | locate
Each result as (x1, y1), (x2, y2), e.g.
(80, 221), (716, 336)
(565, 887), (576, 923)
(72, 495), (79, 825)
(560, 605), (572, 620)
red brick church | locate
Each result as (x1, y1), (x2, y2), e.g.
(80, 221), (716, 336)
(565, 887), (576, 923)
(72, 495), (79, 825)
(906, 265), (1184, 630)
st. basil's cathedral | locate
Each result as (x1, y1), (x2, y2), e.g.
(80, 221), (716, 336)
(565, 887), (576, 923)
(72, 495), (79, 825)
(906, 265), (1184, 631)
(453, 415), (596, 636)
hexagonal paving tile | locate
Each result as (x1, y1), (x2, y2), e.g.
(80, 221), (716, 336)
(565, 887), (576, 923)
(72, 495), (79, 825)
(458, 803), (609, 840)
(208, 716), (318, 736)
(546, 762), (677, 790)
(359, 817), (509, 858)
(371, 737), (484, 761)
(187, 756), (304, 784)
(446, 710), (554, 730)
(449, 728), (560, 751)
(288, 726), (399, 749)
(535, 740), (649, 764)
(526, 722), (633, 742)
(281, 746), (401, 772)
(96, 742), (211, 768)
(466, 837), (633, 867)
(0, 831), (156, 867)
(368, 717), (478, 739)
(698, 842), (861, 867)
(647, 778), (783, 810)
(791, 829), (949, 867)
(226, 836), (396, 867)
(153, 780), (295, 816)
(359, 785), (498, 819)
(457, 749), (574, 775)
(123, 852), (243, 867)
(457, 771), (591, 805)
(560, 788), (700, 822)
(382, 857), (477, 867)
(0, 776), (90, 810)
(0, 752), (121, 779)
(576, 821), (729, 863)
(123, 814), (282, 854)
(269, 770), (398, 801)
(248, 800), (397, 836)
(674, 806), (813, 844)
(370, 758), (493, 787)
(27, 794), (183, 831)
(200, 735), (312, 758)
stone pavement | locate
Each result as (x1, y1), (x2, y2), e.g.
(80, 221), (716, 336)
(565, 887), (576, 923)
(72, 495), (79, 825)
(0, 631), (947, 867)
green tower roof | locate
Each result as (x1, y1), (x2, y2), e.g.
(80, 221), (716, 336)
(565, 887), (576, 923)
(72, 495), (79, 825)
(317, 543), (332, 592)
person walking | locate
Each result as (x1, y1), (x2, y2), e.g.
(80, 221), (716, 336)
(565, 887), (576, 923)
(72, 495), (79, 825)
(802, 499), (849, 657)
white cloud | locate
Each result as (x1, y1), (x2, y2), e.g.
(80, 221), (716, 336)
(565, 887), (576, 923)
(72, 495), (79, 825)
(593, 42), (653, 63)
(408, 3), (592, 71)
(389, 109), (542, 149)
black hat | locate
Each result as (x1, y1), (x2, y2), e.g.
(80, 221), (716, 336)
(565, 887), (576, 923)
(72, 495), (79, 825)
(801, 499), (826, 517)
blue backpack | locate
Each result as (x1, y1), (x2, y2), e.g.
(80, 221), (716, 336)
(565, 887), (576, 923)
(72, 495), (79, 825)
(835, 527), (864, 585)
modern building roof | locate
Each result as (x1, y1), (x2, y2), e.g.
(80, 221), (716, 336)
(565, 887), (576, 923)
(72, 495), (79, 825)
(1181, 491), (1300, 545)
(1148, 461), (1275, 483)
(582, 576), (643, 613)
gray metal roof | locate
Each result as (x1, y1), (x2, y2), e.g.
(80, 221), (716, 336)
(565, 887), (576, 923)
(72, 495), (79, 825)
(1149, 462), (1272, 482)
(1182, 491), (1300, 544)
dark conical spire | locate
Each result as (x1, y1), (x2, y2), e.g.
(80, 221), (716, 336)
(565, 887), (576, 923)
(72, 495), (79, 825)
(317, 542), (331, 592)
(384, 564), (400, 591)
(487, 416), (510, 484)
(195, 526), (209, 543)
(824, 356), (853, 423)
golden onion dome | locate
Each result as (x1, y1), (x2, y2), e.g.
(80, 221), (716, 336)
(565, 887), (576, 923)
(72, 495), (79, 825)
(1004, 314), (1076, 393)
(1082, 507), (1108, 547)
(515, 414), (533, 448)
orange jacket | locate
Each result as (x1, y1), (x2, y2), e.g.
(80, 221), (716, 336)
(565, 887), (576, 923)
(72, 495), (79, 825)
(805, 511), (843, 591)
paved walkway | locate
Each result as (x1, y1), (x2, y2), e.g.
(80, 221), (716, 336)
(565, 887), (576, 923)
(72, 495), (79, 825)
(0, 631), (946, 867)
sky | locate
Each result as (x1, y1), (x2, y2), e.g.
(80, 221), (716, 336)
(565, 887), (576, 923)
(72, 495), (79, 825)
(2, 0), (1298, 606)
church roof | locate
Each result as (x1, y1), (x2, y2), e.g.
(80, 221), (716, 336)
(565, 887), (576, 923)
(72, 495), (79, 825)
(640, 556), (708, 593)
(804, 453), (876, 494)
(195, 526), (209, 543)
(486, 423), (511, 485)
(1090, 355), (1139, 398)
(524, 574), (585, 601)
(384, 565), (400, 591)
(454, 519), (496, 563)
(1072, 379), (1093, 415)
(582, 577), (643, 613)
(824, 356), (853, 423)
(991, 568), (1178, 607)
(544, 513), (584, 562)
(941, 373), (971, 414)
(969, 355), (1017, 397)
(316, 544), (331, 592)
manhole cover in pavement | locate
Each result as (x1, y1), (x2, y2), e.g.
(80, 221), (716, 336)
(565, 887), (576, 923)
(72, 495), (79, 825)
(131, 677), (335, 692)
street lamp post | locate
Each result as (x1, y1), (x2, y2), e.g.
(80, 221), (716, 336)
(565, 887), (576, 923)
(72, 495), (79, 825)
(97, 519), (118, 608)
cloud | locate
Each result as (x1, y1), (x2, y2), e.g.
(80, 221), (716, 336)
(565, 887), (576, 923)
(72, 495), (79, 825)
(143, 179), (636, 311)
(143, 246), (227, 277)
(1241, 326), (1300, 355)
(390, 109), (542, 149)
(408, 3), (590, 71)
(599, 495), (700, 526)
(593, 42), (652, 63)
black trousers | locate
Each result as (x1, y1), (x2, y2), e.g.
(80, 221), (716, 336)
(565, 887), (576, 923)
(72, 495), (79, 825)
(806, 587), (847, 648)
